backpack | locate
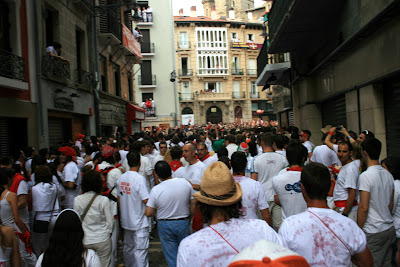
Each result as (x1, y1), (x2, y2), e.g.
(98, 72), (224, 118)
(97, 166), (118, 202)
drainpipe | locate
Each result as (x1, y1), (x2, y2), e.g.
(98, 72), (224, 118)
(32, 0), (45, 148)
(92, 0), (101, 135)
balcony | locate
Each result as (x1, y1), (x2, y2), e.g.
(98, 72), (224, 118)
(141, 43), (155, 55)
(177, 42), (191, 49)
(247, 69), (257, 76)
(250, 92), (260, 99)
(99, 8), (122, 45)
(136, 12), (154, 26)
(196, 92), (231, 101)
(0, 49), (28, 90)
(180, 93), (194, 101)
(233, 91), (246, 99)
(42, 55), (70, 85)
(231, 69), (244, 75)
(138, 75), (156, 88)
(179, 69), (193, 76)
(198, 68), (229, 76)
(145, 107), (156, 117)
(75, 69), (95, 92)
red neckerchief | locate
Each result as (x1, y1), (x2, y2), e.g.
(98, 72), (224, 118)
(328, 166), (340, 175)
(10, 173), (27, 193)
(77, 139), (83, 142)
(287, 166), (303, 172)
(169, 160), (182, 172)
(199, 153), (211, 162)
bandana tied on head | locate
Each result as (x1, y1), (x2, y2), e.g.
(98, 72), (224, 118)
(58, 146), (76, 157)
(237, 142), (249, 157)
(102, 146), (115, 159)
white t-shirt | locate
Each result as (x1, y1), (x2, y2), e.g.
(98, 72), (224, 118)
(311, 145), (341, 167)
(272, 170), (307, 218)
(123, 155), (153, 189)
(303, 141), (315, 153)
(201, 155), (217, 168)
(97, 162), (122, 216)
(232, 175), (269, 219)
(32, 183), (60, 221)
(393, 180), (400, 238)
(333, 161), (359, 201)
(226, 144), (238, 159)
(172, 166), (186, 179)
(152, 154), (164, 168)
(61, 161), (81, 208)
(279, 208), (367, 267)
(16, 180), (29, 226)
(147, 178), (194, 220)
(119, 150), (129, 164)
(358, 165), (394, 233)
(177, 218), (282, 267)
(182, 161), (206, 186)
(36, 249), (101, 267)
(253, 152), (287, 201)
(117, 171), (150, 231)
(275, 150), (286, 158)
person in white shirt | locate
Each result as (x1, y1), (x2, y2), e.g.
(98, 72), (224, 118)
(273, 134), (288, 159)
(231, 151), (272, 226)
(272, 140), (308, 220)
(279, 162), (373, 266)
(177, 162), (282, 267)
(312, 132), (341, 167)
(152, 141), (167, 168)
(58, 146), (81, 209)
(358, 138), (395, 267)
(332, 141), (360, 222)
(251, 133), (287, 230)
(225, 135), (238, 159)
(146, 6), (152, 22)
(118, 151), (150, 267)
(181, 143), (206, 191)
(145, 161), (196, 267)
(96, 146), (123, 267)
(123, 141), (153, 190)
(196, 142), (217, 168)
(74, 170), (113, 267)
(300, 130), (315, 164)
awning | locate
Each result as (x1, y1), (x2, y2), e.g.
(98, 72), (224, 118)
(127, 103), (145, 135)
(127, 103), (145, 113)
(256, 61), (291, 87)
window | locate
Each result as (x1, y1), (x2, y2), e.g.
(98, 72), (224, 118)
(231, 32), (238, 41)
(127, 71), (133, 101)
(181, 57), (189, 75)
(182, 81), (191, 100)
(45, 7), (59, 50)
(142, 93), (155, 117)
(233, 81), (240, 98)
(247, 34), (254, 42)
(248, 58), (256, 75)
(99, 55), (108, 92)
(232, 57), (239, 70)
(179, 32), (189, 48)
(113, 63), (121, 97)
(75, 27), (86, 83)
(204, 82), (222, 93)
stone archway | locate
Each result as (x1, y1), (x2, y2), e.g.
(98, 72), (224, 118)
(182, 107), (193, 115)
(234, 106), (243, 121)
(206, 106), (223, 124)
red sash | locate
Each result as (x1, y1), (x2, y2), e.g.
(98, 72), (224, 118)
(287, 166), (303, 172)
(10, 173), (27, 193)
(199, 153), (211, 162)
(334, 200), (358, 208)
(169, 160), (182, 172)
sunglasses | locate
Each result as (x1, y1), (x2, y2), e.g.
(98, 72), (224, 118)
(362, 130), (369, 135)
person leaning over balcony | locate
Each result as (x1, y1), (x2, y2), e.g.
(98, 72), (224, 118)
(46, 42), (69, 63)
(146, 6), (152, 22)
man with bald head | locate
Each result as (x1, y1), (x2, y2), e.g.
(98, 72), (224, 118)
(182, 142), (206, 191)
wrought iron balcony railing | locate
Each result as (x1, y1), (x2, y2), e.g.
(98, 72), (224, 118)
(177, 42), (191, 49)
(180, 93), (194, 101)
(138, 75), (156, 86)
(250, 92), (260, 99)
(233, 91), (246, 99)
(145, 107), (156, 117)
(179, 69), (193, 76)
(247, 69), (257, 75)
(42, 55), (70, 84)
(231, 69), (244, 75)
(0, 49), (26, 81)
(141, 43), (155, 54)
(75, 69), (95, 91)
(197, 68), (229, 75)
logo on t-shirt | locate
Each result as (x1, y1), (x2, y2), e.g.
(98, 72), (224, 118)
(285, 182), (301, 193)
(120, 182), (131, 195)
(267, 160), (276, 164)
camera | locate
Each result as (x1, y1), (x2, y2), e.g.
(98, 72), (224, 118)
(336, 126), (342, 131)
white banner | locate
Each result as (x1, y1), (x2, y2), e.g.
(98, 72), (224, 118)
(182, 114), (195, 125)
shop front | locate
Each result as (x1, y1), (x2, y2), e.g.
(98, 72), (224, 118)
(127, 103), (145, 134)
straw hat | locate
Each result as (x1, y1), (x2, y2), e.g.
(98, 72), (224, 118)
(321, 125), (333, 134)
(193, 161), (242, 206)
(229, 240), (310, 267)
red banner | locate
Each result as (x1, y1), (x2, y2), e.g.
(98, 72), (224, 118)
(122, 24), (142, 59)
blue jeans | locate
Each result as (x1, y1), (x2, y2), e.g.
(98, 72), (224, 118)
(158, 219), (190, 267)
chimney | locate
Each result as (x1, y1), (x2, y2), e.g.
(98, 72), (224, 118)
(211, 6), (217, 19)
(247, 12), (252, 20)
(229, 8), (235, 20)
(190, 6), (197, 17)
(179, 8), (184, 16)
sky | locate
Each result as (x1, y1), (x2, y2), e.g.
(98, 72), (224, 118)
(172, 0), (266, 16)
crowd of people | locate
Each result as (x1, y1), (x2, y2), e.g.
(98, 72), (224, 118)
(136, 6), (153, 23)
(0, 122), (399, 267)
